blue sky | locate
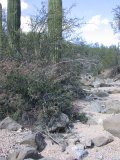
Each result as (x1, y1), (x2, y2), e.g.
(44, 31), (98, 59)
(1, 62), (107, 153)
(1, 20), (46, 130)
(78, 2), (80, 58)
(0, 0), (120, 46)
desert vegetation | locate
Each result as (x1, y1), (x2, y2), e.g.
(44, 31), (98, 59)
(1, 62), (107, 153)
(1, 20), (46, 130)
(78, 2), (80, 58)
(0, 0), (120, 126)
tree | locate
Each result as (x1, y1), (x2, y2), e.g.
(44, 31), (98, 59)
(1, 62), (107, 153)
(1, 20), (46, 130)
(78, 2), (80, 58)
(7, 0), (21, 53)
(112, 5), (120, 33)
(48, 0), (62, 63)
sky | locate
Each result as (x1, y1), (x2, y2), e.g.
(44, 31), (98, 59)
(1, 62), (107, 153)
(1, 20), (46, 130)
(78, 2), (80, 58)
(0, 0), (120, 46)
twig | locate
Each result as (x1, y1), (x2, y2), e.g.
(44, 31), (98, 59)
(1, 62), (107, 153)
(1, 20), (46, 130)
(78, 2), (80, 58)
(40, 130), (60, 145)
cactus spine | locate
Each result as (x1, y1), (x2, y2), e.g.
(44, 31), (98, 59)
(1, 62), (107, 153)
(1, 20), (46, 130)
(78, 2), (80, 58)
(7, 0), (21, 52)
(48, 0), (62, 63)
(0, 3), (2, 55)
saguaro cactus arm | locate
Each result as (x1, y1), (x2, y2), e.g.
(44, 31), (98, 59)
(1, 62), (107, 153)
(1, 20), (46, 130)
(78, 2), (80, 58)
(48, 0), (62, 63)
(7, 0), (21, 52)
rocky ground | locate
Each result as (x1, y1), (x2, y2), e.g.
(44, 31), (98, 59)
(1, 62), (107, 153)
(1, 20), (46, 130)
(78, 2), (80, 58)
(1, 75), (120, 160)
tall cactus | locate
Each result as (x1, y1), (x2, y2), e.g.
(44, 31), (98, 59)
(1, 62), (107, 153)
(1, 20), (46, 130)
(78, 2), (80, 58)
(48, 0), (62, 63)
(7, 0), (21, 52)
(0, 3), (2, 55)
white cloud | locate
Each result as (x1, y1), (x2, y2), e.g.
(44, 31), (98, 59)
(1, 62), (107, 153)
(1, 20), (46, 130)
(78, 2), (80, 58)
(0, 0), (28, 10)
(89, 15), (101, 25)
(82, 15), (109, 32)
(21, 16), (31, 32)
(0, 0), (7, 8)
(21, 0), (28, 10)
(79, 15), (119, 46)
(101, 19), (109, 25)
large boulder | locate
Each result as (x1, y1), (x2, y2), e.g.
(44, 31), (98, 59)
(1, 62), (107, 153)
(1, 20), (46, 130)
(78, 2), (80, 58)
(24, 158), (57, 160)
(105, 100), (120, 114)
(20, 134), (36, 148)
(0, 117), (22, 131)
(90, 101), (106, 113)
(20, 132), (47, 152)
(92, 136), (114, 147)
(48, 113), (69, 132)
(8, 147), (43, 160)
(90, 99), (120, 114)
(91, 90), (109, 98)
(103, 114), (120, 138)
(33, 112), (69, 133)
(35, 132), (47, 152)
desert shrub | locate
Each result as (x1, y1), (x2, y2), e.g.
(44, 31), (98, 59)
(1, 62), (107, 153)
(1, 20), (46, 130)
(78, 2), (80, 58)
(6, 70), (29, 97)
(3, 60), (85, 121)
(72, 112), (88, 123)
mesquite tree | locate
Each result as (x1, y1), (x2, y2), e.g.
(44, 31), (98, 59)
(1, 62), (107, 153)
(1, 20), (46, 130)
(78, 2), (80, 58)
(48, 0), (62, 63)
(112, 5), (120, 33)
(7, 0), (21, 52)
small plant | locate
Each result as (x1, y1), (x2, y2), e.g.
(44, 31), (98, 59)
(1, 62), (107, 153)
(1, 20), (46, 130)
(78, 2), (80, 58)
(72, 112), (88, 123)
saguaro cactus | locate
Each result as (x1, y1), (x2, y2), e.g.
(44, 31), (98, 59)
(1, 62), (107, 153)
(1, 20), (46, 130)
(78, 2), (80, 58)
(0, 3), (2, 55)
(48, 0), (62, 63)
(7, 0), (21, 52)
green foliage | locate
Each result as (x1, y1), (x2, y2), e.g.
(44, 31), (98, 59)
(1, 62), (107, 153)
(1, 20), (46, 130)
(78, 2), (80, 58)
(73, 112), (88, 123)
(3, 61), (84, 121)
(11, 109), (21, 121)
(0, 92), (25, 120)
(7, 0), (21, 52)
(112, 5), (120, 33)
(1, 0), (120, 125)
(6, 70), (28, 97)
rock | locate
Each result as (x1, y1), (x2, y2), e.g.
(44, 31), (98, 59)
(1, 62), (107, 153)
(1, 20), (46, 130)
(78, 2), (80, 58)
(8, 150), (20, 160)
(87, 115), (98, 125)
(92, 78), (107, 88)
(24, 159), (34, 160)
(85, 139), (94, 148)
(72, 145), (88, 159)
(96, 153), (104, 160)
(92, 81), (101, 88)
(112, 157), (120, 160)
(105, 100), (120, 114)
(99, 83), (111, 87)
(90, 101), (106, 113)
(48, 113), (69, 132)
(32, 120), (43, 133)
(92, 136), (114, 147)
(0, 117), (22, 131)
(8, 147), (42, 160)
(74, 138), (80, 145)
(40, 158), (57, 160)
(35, 132), (47, 152)
(65, 156), (78, 160)
(24, 150), (43, 159)
(94, 90), (109, 97)
(20, 134), (36, 148)
(21, 132), (47, 152)
(61, 141), (69, 152)
(68, 137), (80, 145)
(103, 114), (120, 138)
(80, 74), (95, 86)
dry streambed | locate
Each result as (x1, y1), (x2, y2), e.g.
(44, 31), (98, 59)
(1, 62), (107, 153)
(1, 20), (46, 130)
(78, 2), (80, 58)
(1, 78), (120, 160)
